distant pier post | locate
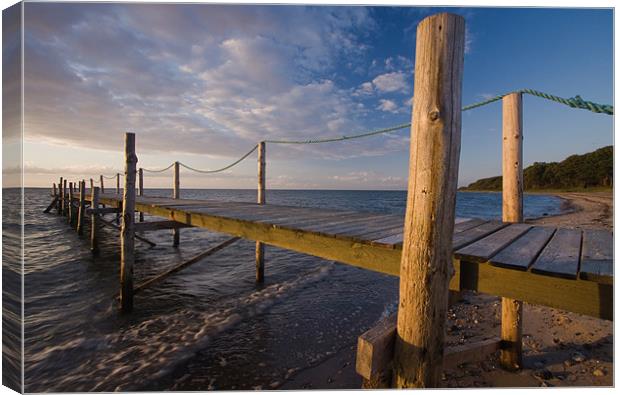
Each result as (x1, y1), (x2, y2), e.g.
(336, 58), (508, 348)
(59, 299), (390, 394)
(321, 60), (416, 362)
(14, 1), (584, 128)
(138, 168), (144, 222)
(90, 178), (94, 192)
(256, 141), (266, 283)
(116, 172), (120, 194)
(90, 186), (100, 254)
(120, 132), (137, 313)
(63, 179), (67, 216)
(172, 161), (180, 247)
(500, 92), (524, 370)
(392, 13), (465, 388)
(100, 175), (105, 194)
(68, 182), (74, 224)
(77, 180), (86, 235)
(58, 177), (63, 215)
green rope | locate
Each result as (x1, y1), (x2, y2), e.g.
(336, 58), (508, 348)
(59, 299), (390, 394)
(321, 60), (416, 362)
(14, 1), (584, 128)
(142, 163), (175, 173)
(265, 123), (411, 145)
(520, 89), (613, 115)
(179, 144), (258, 174)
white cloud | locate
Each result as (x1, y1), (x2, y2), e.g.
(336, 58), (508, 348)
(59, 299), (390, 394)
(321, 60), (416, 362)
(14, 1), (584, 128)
(377, 99), (399, 113)
(372, 71), (408, 93)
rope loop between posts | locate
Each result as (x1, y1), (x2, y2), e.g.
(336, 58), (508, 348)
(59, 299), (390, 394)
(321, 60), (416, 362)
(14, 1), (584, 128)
(142, 162), (175, 173)
(179, 144), (259, 174)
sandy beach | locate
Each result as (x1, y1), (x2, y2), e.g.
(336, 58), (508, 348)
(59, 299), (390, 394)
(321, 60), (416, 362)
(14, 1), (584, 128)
(282, 191), (613, 389)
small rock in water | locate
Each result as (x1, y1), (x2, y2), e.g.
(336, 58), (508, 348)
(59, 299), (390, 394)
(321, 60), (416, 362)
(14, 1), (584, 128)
(593, 368), (606, 377)
(269, 381), (281, 389)
(571, 352), (586, 363)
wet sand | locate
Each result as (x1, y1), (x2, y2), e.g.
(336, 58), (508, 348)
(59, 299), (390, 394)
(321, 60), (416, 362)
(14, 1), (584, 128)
(282, 191), (613, 389)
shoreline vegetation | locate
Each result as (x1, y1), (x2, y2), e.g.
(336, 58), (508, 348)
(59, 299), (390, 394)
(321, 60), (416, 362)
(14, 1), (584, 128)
(285, 190), (612, 389)
(460, 146), (612, 192)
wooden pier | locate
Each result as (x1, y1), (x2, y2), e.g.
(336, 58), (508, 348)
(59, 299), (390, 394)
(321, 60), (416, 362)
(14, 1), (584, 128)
(44, 13), (613, 389)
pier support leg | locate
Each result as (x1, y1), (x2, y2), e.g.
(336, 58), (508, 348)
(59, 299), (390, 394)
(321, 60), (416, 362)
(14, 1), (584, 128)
(391, 13), (465, 388)
(500, 92), (524, 371)
(68, 182), (74, 224)
(138, 168), (144, 222)
(58, 177), (63, 215)
(90, 187), (100, 254)
(77, 180), (86, 235)
(63, 179), (67, 216)
(120, 132), (137, 313)
(173, 161), (180, 247)
(100, 175), (105, 194)
(256, 141), (266, 283)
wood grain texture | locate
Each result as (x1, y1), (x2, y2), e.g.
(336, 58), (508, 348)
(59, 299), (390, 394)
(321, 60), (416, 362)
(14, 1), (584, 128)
(452, 221), (508, 250)
(580, 229), (613, 284)
(120, 133), (137, 313)
(502, 93), (523, 223)
(531, 228), (582, 279)
(392, 13), (465, 388)
(455, 223), (531, 262)
(100, 175), (104, 193)
(490, 226), (556, 270)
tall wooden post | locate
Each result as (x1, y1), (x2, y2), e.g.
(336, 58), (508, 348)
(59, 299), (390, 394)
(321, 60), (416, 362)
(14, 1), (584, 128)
(116, 172), (120, 194)
(138, 168), (144, 222)
(63, 179), (67, 216)
(256, 141), (266, 283)
(500, 92), (524, 371)
(172, 161), (180, 247)
(90, 178), (94, 192)
(58, 177), (63, 215)
(392, 13), (465, 388)
(77, 180), (86, 235)
(120, 132), (137, 313)
(100, 175), (105, 193)
(68, 182), (74, 224)
(90, 187), (100, 254)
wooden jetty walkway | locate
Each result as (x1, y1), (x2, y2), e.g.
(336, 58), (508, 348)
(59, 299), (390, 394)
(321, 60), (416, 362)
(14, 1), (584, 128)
(44, 13), (613, 389)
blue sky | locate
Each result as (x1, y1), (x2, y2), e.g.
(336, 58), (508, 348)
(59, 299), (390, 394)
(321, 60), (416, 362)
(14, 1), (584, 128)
(17, 4), (613, 189)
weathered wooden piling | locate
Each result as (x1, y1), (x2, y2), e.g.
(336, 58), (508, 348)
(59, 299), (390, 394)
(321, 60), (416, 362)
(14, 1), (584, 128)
(90, 187), (100, 254)
(63, 179), (67, 216)
(68, 182), (74, 224)
(77, 180), (86, 235)
(116, 172), (120, 194)
(120, 132), (137, 313)
(58, 177), (63, 215)
(90, 178), (94, 192)
(256, 141), (266, 283)
(173, 161), (180, 247)
(138, 168), (144, 222)
(500, 92), (524, 370)
(52, 183), (57, 197)
(392, 13), (465, 388)
(100, 175), (105, 193)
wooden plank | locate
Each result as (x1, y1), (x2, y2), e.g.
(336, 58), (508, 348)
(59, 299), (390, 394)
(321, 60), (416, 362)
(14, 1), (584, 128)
(99, 217), (157, 247)
(531, 228), (582, 279)
(356, 313), (501, 380)
(579, 229), (613, 284)
(490, 226), (556, 270)
(456, 260), (612, 320)
(452, 221), (509, 250)
(43, 197), (58, 213)
(455, 223), (531, 263)
(135, 220), (193, 232)
(85, 207), (121, 215)
(134, 237), (240, 294)
(454, 218), (487, 234)
(356, 314), (397, 386)
(299, 213), (393, 234)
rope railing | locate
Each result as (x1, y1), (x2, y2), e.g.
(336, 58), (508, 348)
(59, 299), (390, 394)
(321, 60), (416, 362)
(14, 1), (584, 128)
(101, 174), (118, 180)
(100, 89), (613, 180)
(178, 144), (258, 174)
(142, 162), (175, 173)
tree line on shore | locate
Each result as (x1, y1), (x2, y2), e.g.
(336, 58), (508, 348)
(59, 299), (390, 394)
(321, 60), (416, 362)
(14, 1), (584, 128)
(461, 145), (612, 191)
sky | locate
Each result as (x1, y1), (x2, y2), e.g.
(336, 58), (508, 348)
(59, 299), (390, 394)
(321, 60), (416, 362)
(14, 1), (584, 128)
(7, 3), (615, 189)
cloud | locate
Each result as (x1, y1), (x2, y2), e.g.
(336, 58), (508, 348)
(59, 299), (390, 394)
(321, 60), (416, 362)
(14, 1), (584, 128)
(371, 71), (408, 93)
(377, 99), (399, 113)
(23, 3), (405, 162)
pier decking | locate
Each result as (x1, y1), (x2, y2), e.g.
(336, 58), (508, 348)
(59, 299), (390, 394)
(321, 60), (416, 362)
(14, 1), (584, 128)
(64, 191), (612, 320)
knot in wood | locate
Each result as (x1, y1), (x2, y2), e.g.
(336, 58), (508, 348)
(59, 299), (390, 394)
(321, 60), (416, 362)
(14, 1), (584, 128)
(428, 110), (440, 122)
